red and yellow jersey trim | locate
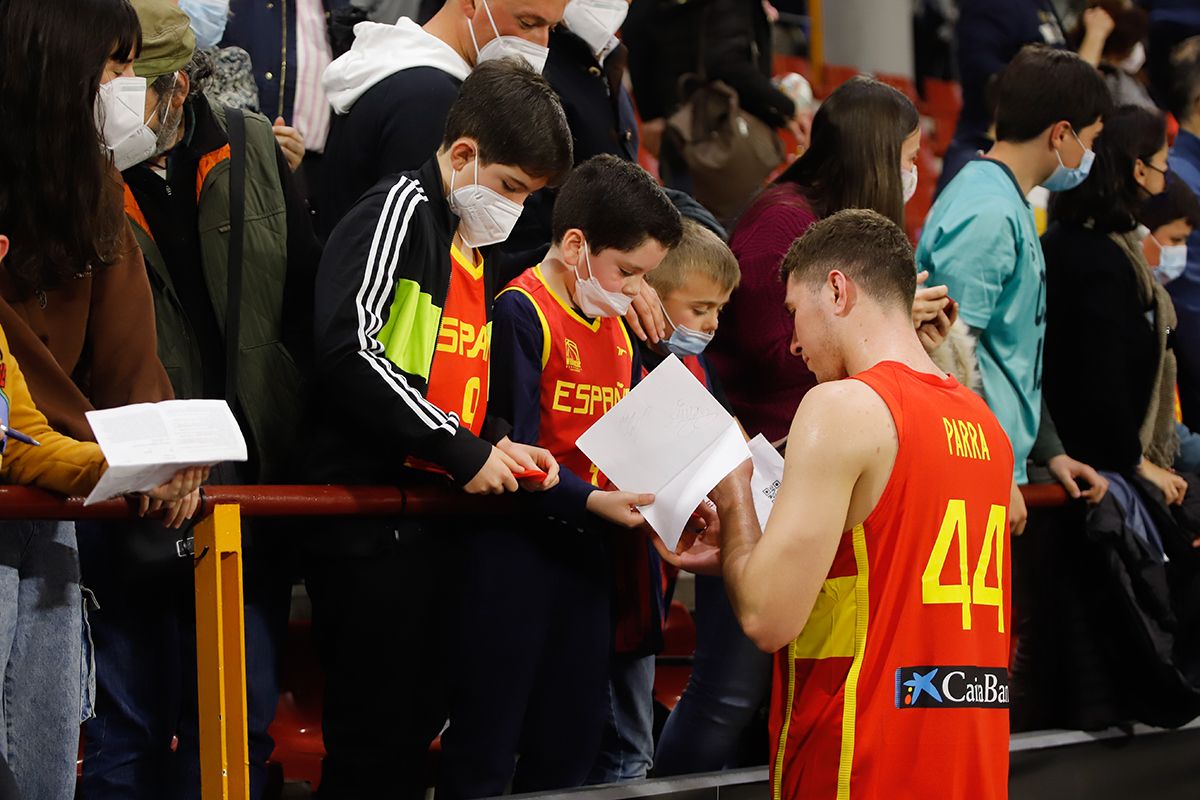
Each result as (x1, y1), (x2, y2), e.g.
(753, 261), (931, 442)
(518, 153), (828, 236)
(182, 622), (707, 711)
(497, 285), (552, 369)
(534, 264), (602, 333)
(450, 242), (484, 280)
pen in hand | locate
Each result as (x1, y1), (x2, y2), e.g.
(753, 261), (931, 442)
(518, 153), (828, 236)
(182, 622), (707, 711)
(0, 424), (41, 447)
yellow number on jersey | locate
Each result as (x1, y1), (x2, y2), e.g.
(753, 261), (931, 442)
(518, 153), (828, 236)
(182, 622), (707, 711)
(921, 500), (1006, 633)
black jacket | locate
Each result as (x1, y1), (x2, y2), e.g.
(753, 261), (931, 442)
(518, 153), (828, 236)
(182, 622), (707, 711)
(311, 158), (509, 489)
(318, 66), (462, 238)
(624, 0), (794, 127)
(1042, 221), (1160, 472)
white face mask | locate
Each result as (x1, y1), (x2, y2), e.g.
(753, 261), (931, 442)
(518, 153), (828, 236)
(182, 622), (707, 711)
(570, 241), (633, 318)
(468, 0), (549, 74)
(1119, 41), (1147, 76)
(96, 77), (158, 171)
(1152, 235), (1188, 283)
(448, 156), (524, 249)
(562, 0), (628, 58)
(902, 164), (918, 204)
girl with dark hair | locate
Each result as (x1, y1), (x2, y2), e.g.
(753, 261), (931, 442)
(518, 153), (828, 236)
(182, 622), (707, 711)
(656, 76), (940, 777)
(0, 0), (180, 795)
(1042, 105), (1187, 503)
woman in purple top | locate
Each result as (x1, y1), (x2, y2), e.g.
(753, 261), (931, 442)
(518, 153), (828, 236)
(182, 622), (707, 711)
(708, 76), (925, 443)
(656, 76), (933, 777)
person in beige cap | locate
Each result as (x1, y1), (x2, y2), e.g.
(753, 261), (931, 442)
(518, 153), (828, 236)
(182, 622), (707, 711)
(78, 1), (320, 798)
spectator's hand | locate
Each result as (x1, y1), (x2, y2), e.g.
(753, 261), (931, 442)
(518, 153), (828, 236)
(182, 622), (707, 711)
(496, 438), (561, 491)
(586, 489), (655, 528)
(1082, 6), (1116, 41)
(273, 117), (305, 172)
(786, 112), (812, 154)
(625, 281), (666, 344)
(464, 445), (522, 495)
(641, 118), (666, 159)
(912, 271), (950, 325)
(1138, 458), (1188, 506)
(1009, 477), (1028, 536)
(762, 0), (780, 24)
(1048, 454), (1108, 504)
(143, 465), (209, 503)
(917, 308), (954, 353)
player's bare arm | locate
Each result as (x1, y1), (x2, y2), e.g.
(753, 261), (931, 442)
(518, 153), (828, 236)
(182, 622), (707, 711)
(713, 378), (898, 653)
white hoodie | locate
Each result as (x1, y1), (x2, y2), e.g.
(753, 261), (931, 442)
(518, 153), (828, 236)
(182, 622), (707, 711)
(323, 17), (473, 115)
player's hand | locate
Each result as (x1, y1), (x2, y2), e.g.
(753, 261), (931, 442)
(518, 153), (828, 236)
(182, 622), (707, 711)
(1138, 458), (1188, 506)
(653, 500), (724, 575)
(1009, 478), (1028, 536)
(912, 272), (950, 326)
(709, 458), (754, 511)
(1048, 453), (1108, 504)
(587, 489), (654, 528)
(625, 281), (666, 344)
(496, 438), (560, 491)
(273, 117), (305, 172)
(464, 446), (522, 495)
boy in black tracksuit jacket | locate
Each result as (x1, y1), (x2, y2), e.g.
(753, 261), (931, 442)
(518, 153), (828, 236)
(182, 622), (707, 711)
(304, 60), (572, 800)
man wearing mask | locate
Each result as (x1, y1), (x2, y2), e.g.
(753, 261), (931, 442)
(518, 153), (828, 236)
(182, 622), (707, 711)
(79, 2), (321, 798)
(317, 0), (566, 236)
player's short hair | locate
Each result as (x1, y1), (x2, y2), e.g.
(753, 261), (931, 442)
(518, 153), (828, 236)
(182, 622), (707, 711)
(645, 219), (740, 297)
(993, 45), (1112, 143)
(780, 208), (916, 312)
(552, 154), (683, 253)
(442, 58), (572, 186)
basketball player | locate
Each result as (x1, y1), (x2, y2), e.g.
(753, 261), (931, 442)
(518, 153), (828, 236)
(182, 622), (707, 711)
(704, 209), (1015, 799)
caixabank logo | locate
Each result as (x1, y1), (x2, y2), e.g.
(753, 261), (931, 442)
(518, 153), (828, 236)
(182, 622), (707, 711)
(895, 666), (1010, 709)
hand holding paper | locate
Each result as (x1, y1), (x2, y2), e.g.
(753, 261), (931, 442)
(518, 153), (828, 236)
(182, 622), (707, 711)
(84, 400), (247, 506)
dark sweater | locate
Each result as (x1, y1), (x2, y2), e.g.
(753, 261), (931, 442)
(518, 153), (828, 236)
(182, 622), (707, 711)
(708, 183), (818, 442)
(1042, 221), (1159, 471)
(318, 66), (461, 237)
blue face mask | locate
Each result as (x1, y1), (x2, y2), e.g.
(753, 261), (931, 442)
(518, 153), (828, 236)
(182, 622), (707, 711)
(661, 304), (714, 357)
(179, 0), (230, 50)
(1042, 128), (1096, 192)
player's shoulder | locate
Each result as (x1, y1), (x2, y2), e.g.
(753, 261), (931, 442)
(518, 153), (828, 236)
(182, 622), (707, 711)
(791, 379), (895, 460)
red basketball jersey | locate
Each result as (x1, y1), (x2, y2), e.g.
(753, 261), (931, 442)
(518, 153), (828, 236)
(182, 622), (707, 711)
(500, 265), (634, 482)
(771, 361), (1014, 800)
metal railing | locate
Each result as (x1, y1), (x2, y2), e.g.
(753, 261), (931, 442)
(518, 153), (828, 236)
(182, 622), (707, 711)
(0, 482), (1070, 799)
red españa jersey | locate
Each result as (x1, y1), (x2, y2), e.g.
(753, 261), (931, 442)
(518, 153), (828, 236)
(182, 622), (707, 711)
(408, 245), (490, 474)
(499, 265), (633, 482)
(771, 361), (1014, 800)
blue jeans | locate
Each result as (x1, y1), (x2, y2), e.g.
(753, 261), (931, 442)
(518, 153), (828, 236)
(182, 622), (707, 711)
(77, 522), (289, 800)
(654, 575), (773, 776)
(0, 520), (87, 800)
(588, 654), (656, 784)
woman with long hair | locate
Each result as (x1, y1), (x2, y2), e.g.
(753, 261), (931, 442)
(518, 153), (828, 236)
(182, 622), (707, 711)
(655, 76), (933, 776)
(1043, 105), (1186, 502)
(0, 0), (177, 795)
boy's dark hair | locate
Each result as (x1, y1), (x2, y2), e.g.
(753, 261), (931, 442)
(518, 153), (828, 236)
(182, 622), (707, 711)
(780, 209), (916, 312)
(993, 46), (1112, 143)
(646, 219), (740, 297)
(552, 155), (683, 252)
(1169, 36), (1200, 123)
(442, 58), (573, 186)
(1140, 177), (1200, 232)
(1050, 104), (1167, 233)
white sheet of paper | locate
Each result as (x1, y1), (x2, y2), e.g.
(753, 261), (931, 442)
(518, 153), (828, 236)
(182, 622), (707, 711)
(83, 400), (247, 505)
(577, 355), (751, 549)
(748, 434), (785, 533)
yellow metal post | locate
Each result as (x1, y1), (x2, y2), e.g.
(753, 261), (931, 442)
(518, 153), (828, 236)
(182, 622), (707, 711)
(193, 504), (250, 800)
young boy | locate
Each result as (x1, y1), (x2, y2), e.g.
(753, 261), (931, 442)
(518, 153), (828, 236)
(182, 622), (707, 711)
(438, 154), (683, 798)
(588, 218), (742, 783)
(917, 45), (1112, 528)
(1142, 178), (1200, 285)
(308, 59), (573, 799)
